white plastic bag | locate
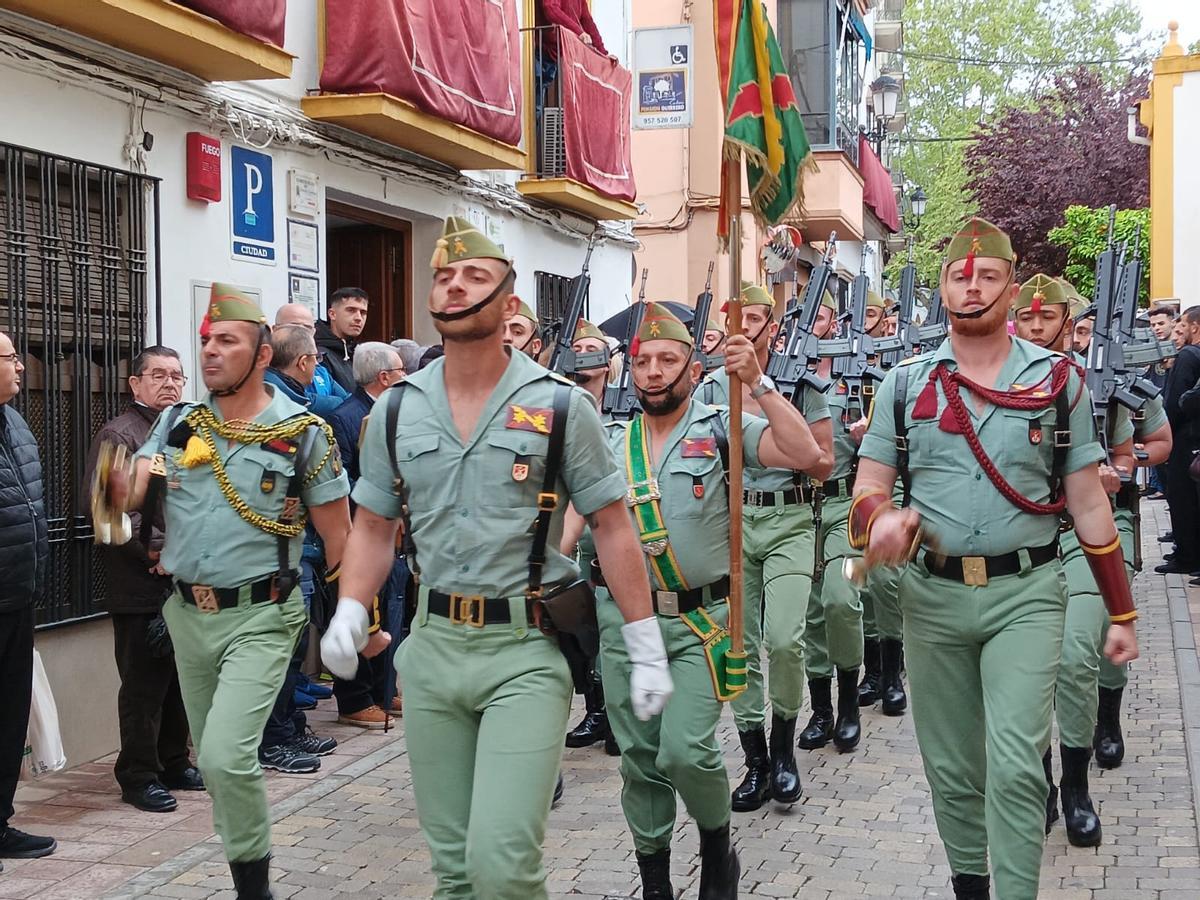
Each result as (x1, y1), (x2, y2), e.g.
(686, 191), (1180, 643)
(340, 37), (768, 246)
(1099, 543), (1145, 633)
(21, 649), (66, 780)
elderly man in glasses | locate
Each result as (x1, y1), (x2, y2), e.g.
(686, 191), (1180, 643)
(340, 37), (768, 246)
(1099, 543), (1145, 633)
(84, 345), (204, 814)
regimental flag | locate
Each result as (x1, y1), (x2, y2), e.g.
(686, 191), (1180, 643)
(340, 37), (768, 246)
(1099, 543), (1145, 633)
(716, 0), (814, 246)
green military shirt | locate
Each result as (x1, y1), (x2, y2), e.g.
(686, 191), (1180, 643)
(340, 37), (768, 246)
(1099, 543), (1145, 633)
(826, 379), (866, 482)
(604, 398), (768, 588)
(860, 337), (1104, 557)
(137, 387), (349, 587)
(353, 350), (626, 598)
(696, 368), (830, 491)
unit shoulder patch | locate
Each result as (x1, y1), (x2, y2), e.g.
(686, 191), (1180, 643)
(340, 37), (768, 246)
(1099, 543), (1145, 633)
(505, 404), (554, 435)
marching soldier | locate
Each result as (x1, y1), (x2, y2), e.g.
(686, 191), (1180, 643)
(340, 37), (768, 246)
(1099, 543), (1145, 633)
(697, 281), (833, 811)
(852, 219), (1138, 899)
(504, 298), (544, 359)
(107, 286), (354, 899)
(321, 219), (672, 900)
(585, 303), (828, 899)
(702, 316), (726, 358)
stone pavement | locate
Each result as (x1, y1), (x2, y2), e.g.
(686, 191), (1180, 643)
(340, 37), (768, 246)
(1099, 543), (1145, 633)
(2, 499), (1198, 899)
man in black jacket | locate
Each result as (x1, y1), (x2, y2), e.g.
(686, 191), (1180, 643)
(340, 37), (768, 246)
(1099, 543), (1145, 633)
(1158, 308), (1200, 579)
(0, 330), (56, 861)
(314, 288), (369, 393)
(84, 346), (203, 813)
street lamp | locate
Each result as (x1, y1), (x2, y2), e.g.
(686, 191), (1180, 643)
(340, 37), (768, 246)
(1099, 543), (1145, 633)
(903, 186), (927, 230)
(865, 75), (902, 156)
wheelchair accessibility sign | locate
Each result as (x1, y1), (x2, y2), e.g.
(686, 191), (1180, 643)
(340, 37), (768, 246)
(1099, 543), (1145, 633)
(633, 25), (693, 130)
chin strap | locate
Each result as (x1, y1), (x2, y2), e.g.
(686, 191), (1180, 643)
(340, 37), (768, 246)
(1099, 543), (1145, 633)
(429, 264), (514, 322)
(211, 325), (268, 398)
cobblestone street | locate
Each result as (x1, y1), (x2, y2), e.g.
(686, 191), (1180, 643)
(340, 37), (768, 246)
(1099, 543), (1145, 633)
(3, 502), (1199, 899)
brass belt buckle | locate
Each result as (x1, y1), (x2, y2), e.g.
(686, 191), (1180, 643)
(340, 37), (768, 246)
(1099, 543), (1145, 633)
(192, 584), (220, 614)
(656, 591), (680, 616)
(626, 479), (661, 506)
(450, 593), (485, 627)
(961, 557), (988, 587)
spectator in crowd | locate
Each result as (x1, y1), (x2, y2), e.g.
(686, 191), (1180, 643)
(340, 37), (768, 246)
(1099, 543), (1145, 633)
(417, 345), (444, 370)
(315, 289), (369, 393)
(1145, 305), (1178, 499)
(84, 346), (203, 814)
(0, 330), (56, 861)
(326, 343), (408, 726)
(275, 304), (348, 416)
(533, 0), (611, 120)
(259, 324), (339, 773)
(390, 339), (427, 378)
(1158, 306), (1200, 582)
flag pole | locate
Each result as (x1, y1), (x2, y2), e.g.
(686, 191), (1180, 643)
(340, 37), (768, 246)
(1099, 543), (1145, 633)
(724, 157), (746, 662)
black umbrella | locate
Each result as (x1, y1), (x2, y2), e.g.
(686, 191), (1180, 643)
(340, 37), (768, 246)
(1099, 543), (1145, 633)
(599, 301), (695, 341)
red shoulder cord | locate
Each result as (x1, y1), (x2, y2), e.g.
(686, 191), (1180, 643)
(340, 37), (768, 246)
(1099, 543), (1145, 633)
(933, 356), (1081, 516)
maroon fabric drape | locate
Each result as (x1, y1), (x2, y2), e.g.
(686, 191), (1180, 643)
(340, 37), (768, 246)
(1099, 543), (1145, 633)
(320, 0), (523, 147)
(179, 0), (286, 48)
(858, 136), (900, 233)
(558, 27), (636, 201)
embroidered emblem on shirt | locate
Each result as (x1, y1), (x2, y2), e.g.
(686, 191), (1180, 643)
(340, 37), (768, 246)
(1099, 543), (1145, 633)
(262, 438), (298, 458)
(681, 436), (717, 458)
(512, 461), (530, 482)
(505, 404), (553, 435)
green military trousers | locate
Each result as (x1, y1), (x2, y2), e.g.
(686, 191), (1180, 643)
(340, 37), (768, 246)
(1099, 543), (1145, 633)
(863, 564), (904, 642)
(597, 589), (731, 855)
(397, 591), (572, 900)
(730, 503), (815, 729)
(163, 589), (307, 862)
(804, 494), (864, 678)
(899, 559), (1068, 900)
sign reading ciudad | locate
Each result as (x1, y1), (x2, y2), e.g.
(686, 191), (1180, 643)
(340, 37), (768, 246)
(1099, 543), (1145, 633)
(231, 146), (276, 264)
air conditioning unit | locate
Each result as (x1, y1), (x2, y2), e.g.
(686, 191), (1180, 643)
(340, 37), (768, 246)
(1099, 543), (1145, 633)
(540, 106), (566, 177)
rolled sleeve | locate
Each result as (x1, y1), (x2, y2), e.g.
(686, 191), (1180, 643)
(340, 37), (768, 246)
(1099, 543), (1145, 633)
(350, 401), (406, 519)
(301, 427), (350, 508)
(1063, 373), (1105, 473)
(723, 409), (769, 469)
(561, 390), (627, 516)
(858, 369), (900, 467)
(801, 385), (832, 424)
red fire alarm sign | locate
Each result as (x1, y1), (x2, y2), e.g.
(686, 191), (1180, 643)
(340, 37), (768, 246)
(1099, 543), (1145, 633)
(186, 132), (222, 203)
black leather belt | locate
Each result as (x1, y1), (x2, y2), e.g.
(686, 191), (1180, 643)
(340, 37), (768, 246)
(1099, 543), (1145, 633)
(923, 539), (1060, 586)
(820, 476), (856, 498)
(742, 486), (812, 507)
(177, 577), (280, 612)
(591, 560), (728, 615)
(426, 589), (534, 627)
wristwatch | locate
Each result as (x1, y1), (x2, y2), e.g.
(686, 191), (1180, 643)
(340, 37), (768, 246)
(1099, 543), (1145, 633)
(750, 374), (777, 399)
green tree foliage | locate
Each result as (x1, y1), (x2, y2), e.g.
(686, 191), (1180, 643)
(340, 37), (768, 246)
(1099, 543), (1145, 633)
(888, 0), (1146, 285)
(1046, 206), (1150, 303)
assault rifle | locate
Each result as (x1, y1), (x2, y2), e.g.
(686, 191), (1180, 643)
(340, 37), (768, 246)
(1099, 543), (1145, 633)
(872, 242), (919, 367)
(1111, 225), (1176, 375)
(917, 287), (947, 352)
(547, 238), (607, 376)
(692, 262), (722, 372)
(602, 269), (648, 420)
(825, 252), (883, 407)
(765, 234), (844, 399)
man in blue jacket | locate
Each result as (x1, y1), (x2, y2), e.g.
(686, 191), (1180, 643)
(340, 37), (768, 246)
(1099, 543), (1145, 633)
(275, 304), (348, 416)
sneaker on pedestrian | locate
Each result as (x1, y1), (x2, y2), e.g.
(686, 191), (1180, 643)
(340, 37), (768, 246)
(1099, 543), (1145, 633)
(0, 827), (57, 859)
(338, 705), (389, 729)
(296, 674), (333, 700)
(293, 688), (318, 710)
(258, 743), (321, 774)
(288, 727), (337, 756)
(389, 695), (403, 717)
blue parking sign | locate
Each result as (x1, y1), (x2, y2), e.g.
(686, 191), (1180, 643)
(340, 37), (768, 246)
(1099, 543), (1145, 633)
(231, 146), (274, 247)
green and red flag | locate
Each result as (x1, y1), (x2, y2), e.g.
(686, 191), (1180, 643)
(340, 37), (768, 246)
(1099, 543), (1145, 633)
(715, 0), (813, 246)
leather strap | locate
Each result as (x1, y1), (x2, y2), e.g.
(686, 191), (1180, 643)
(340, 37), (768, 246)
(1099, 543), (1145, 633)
(922, 539), (1059, 584)
(425, 588), (535, 626)
(526, 384), (572, 600)
(384, 382), (421, 579)
(177, 577), (278, 610)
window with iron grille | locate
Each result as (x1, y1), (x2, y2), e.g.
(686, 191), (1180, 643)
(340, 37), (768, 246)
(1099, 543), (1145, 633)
(0, 142), (161, 628)
(534, 270), (588, 331)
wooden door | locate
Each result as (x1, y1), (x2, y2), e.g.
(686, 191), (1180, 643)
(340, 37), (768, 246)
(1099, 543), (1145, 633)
(326, 224), (409, 343)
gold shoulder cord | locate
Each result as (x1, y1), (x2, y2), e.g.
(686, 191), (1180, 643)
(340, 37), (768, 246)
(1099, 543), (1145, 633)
(183, 407), (334, 537)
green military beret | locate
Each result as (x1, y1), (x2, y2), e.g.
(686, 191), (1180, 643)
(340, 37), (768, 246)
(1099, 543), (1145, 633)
(574, 319), (605, 342)
(1013, 274), (1068, 313)
(867, 291), (885, 310)
(511, 300), (538, 324)
(945, 217), (1015, 274)
(632, 302), (693, 354)
(739, 280), (776, 309)
(201, 283), (266, 336)
(430, 216), (510, 269)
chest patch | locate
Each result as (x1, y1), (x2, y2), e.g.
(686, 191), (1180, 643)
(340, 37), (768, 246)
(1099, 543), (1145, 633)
(505, 404), (553, 435)
(262, 438), (298, 458)
(681, 436), (717, 458)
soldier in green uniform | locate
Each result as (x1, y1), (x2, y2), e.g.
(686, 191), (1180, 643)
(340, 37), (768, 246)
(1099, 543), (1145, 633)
(584, 302), (828, 899)
(696, 282), (833, 812)
(107, 285), (353, 900)
(852, 219), (1139, 900)
(504, 298), (543, 358)
(321, 219), (671, 900)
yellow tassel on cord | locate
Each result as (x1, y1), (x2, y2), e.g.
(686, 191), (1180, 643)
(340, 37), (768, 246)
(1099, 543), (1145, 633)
(429, 237), (449, 269)
(179, 435), (214, 468)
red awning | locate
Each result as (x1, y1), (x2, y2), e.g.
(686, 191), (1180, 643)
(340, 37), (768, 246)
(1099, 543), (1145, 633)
(558, 27), (636, 201)
(179, 0), (286, 48)
(319, 0), (523, 147)
(858, 136), (900, 234)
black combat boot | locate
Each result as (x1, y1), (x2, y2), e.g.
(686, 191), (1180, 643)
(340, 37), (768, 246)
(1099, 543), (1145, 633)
(565, 669), (608, 748)
(880, 638), (908, 716)
(636, 848), (674, 900)
(1059, 744), (1102, 847)
(731, 728), (771, 812)
(1093, 686), (1125, 769)
(1043, 746), (1059, 834)
(797, 677), (834, 749)
(604, 721), (621, 756)
(858, 638), (882, 706)
(768, 712), (803, 804)
(833, 668), (862, 752)
(697, 822), (740, 900)
(229, 856), (273, 900)
(951, 873), (990, 898)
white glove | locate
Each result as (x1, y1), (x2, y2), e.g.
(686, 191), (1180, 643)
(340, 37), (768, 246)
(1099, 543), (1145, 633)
(320, 598), (369, 680)
(622, 616), (673, 720)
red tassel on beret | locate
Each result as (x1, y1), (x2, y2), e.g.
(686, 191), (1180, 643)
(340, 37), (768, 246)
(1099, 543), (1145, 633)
(629, 336), (641, 357)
